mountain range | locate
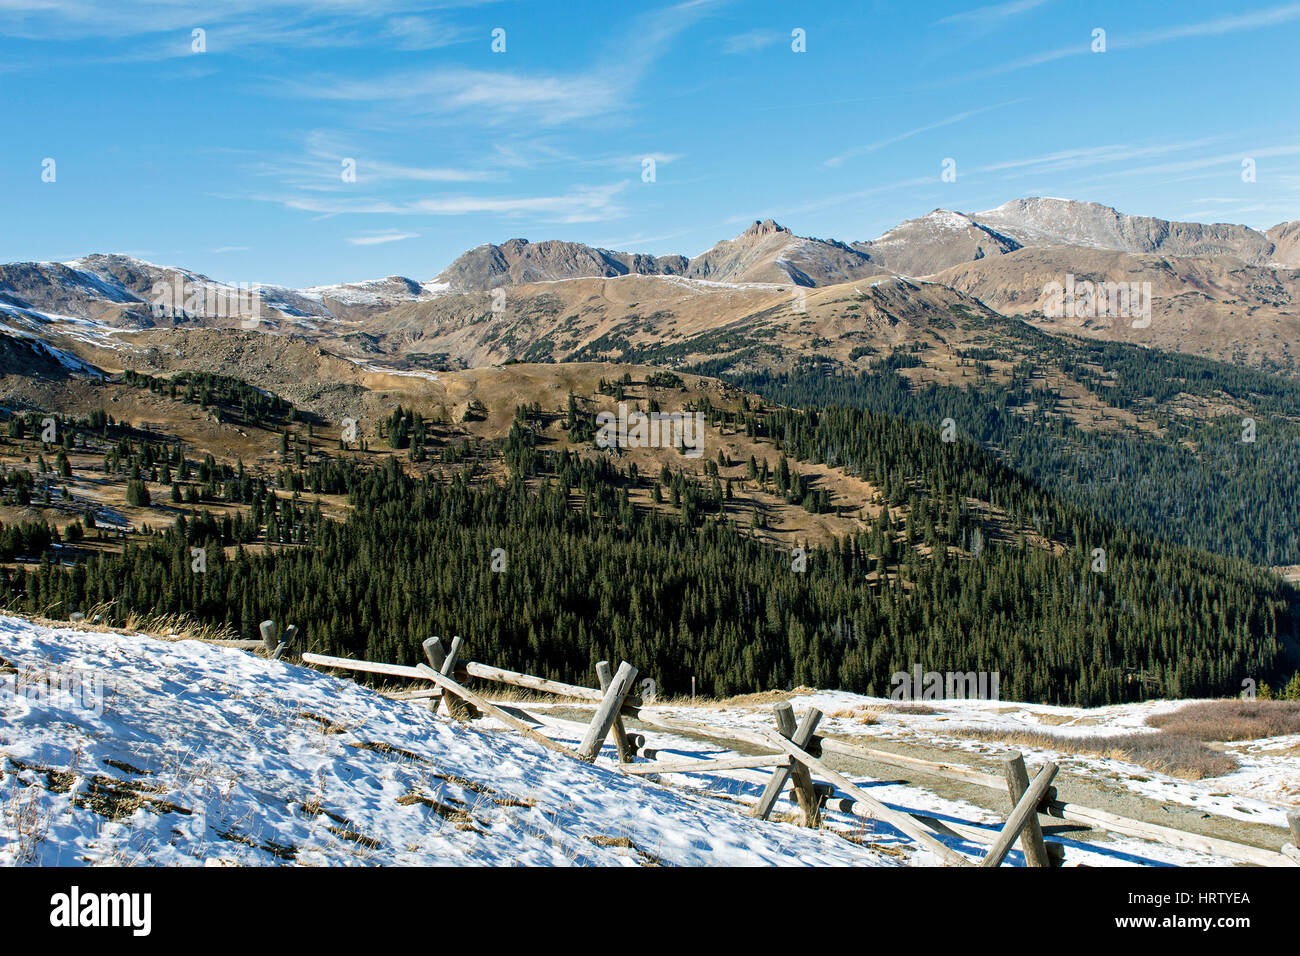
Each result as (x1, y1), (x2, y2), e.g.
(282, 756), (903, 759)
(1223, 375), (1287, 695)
(2, 197), (1298, 386)
(432, 198), (1300, 290)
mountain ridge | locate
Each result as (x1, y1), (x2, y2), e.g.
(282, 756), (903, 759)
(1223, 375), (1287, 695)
(4, 196), (1300, 379)
(6, 197), (1297, 306)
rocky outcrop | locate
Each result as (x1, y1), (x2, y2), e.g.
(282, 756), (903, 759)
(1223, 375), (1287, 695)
(972, 198), (1278, 264)
(433, 238), (688, 291)
(851, 209), (1022, 276)
(685, 219), (884, 286)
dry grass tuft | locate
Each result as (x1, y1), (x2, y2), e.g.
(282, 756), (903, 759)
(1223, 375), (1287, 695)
(831, 706), (881, 725)
(13, 603), (239, 645)
(122, 611), (239, 644)
(1146, 700), (1300, 741)
(879, 702), (939, 715)
(951, 728), (1238, 779)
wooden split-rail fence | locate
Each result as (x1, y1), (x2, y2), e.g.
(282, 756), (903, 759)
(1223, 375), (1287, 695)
(286, 632), (1300, 868)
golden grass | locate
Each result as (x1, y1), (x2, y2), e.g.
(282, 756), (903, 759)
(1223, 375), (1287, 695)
(3, 603), (239, 645)
(830, 706), (881, 725)
(950, 727), (1238, 779)
(121, 611), (240, 643)
(1146, 700), (1300, 742)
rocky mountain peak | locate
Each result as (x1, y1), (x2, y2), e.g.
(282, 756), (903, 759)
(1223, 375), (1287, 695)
(739, 219), (791, 240)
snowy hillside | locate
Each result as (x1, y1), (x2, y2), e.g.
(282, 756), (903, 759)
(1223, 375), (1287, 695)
(3, 614), (1295, 867)
(0, 615), (895, 867)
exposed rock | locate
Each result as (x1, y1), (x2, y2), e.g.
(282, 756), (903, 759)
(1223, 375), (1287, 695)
(851, 209), (1022, 276)
(434, 238), (688, 292)
(972, 198), (1278, 264)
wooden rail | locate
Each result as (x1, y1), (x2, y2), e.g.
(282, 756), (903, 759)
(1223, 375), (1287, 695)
(414, 664), (583, 761)
(981, 762), (1058, 867)
(300, 652), (640, 708)
(817, 733), (1295, 867)
(622, 754), (791, 775)
(757, 726), (970, 866)
(299, 647), (1297, 868)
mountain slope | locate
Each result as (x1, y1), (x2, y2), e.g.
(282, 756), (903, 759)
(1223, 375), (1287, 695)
(433, 221), (886, 291)
(1266, 220), (1300, 267)
(684, 219), (886, 286)
(4, 195), (1300, 382)
(851, 209), (1022, 276)
(0, 614), (902, 866)
(935, 245), (1300, 374)
(434, 238), (689, 292)
(972, 198), (1290, 266)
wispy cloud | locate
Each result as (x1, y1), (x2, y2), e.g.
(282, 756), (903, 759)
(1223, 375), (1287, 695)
(248, 129), (500, 197)
(589, 227), (696, 249)
(1179, 201), (1300, 224)
(277, 0), (721, 128)
(1114, 2), (1300, 47)
(975, 138), (1225, 177)
(1076, 143), (1300, 181)
(264, 182), (629, 224)
(347, 231), (419, 246)
(949, 1), (1300, 83)
(721, 29), (784, 54)
(381, 15), (465, 51)
(580, 151), (683, 172)
(936, 0), (1052, 27)
(0, 1), (482, 41)
(285, 68), (616, 126)
(824, 102), (1018, 168)
(752, 174), (941, 223)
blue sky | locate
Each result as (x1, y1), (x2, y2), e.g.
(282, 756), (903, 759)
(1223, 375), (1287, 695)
(3, 0), (1298, 287)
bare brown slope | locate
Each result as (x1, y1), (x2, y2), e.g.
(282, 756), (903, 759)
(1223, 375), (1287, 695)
(936, 245), (1300, 375)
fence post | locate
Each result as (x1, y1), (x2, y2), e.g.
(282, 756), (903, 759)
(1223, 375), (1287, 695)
(422, 638), (445, 711)
(758, 727), (970, 865)
(1285, 811), (1300, 864)
(422, 637), (445, 671)
(259, 619), (278, 655)
(577, 661), (637, 762)
(1003, 753), (1052, 867)
(787, 709), (824, 826)
(437, 636), (470, 718)
(752, 703), (797, 820)
(270, 624), (296, 661)
(981, 762), (1059, 867)
(752, 702), (822, 825)
(596, 661), (636, 763)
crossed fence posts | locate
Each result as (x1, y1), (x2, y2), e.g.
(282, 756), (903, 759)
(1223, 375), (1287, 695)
(295, 634), (1299, 868)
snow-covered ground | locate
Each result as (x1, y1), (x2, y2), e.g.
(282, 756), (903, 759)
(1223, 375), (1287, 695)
(2, 615), (1294, 867)
(647, 690), (1300, 830)
(0, 304), (114, 373)
(0, 616), (907, 867)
